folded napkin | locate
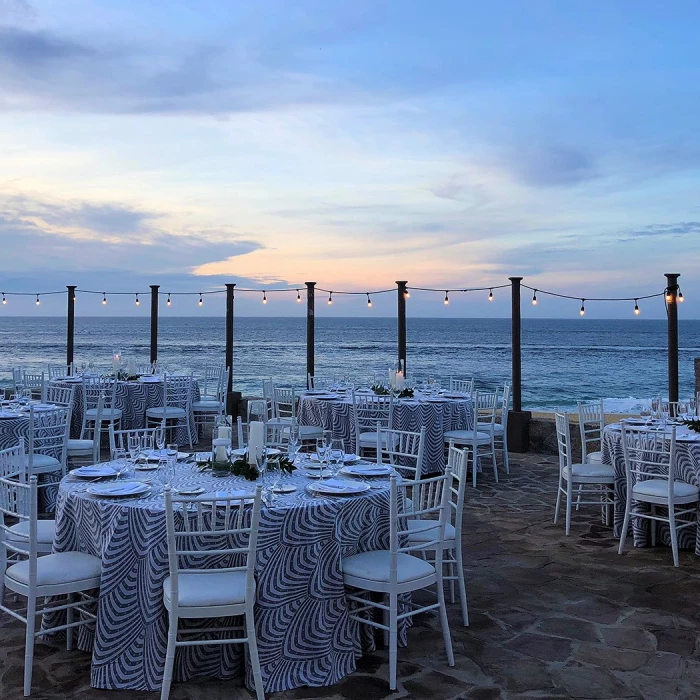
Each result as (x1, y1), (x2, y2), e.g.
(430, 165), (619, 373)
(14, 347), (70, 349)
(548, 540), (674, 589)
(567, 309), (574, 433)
(312, 478), (360, 493)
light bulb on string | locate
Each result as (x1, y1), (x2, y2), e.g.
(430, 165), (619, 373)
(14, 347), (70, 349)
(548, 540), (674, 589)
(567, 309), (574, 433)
(2, 293), (6, 305)
(102, 292), (107, 305)
(367, 293), (372, 308)
(404, 289), (410, 299)
(198, 293), (203, 307)
(532, 290), (537, 306)
(444, 291), (449, 306)
(135, 294), (140, 306)
(296, 289), (301, 303)
(678, 288), (684, 302)
(35, 294), (40, 307)
(665, 288), (673, 302)
(579, 299), (585, 317)
(634, 299), (640, 316)
(488, 288), (493, 302)
(167, 294), (171, 307)
(262, 291), (267, 305)
(328, 292), (333, 306)
(72, 292), (76, 302)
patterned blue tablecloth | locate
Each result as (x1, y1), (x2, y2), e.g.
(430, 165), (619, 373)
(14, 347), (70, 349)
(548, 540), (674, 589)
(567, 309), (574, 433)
(298, 392), (473, 474)
(50, 377), (199, 446)
(603, 423), (700, 554)
(53, 460), (397, 692)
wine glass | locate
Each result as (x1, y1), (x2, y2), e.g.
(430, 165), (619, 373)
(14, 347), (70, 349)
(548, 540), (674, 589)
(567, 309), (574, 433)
(155, 427), (165, 454)
(255, 444), (268, 497)
(288, 421), (300, 461)
(113, 448), (129, 480)
(329, 439), (345, 477)
(315, 438), (329, 479)
(128, 434), (140, 463)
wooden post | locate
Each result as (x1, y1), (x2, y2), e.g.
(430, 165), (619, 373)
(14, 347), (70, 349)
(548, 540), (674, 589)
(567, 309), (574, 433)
(66, 286), (76, 370)
(150, 285), (159, 364)
(508, 276), (530, 452)
(306, 282), (316, 387)
(225, 283), (236, 414)
(397, 281), (407, 376)
(665, 273), (680, 403)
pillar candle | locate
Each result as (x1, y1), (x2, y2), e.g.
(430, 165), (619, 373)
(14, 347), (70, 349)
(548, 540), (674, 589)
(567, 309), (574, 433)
(212, 437), (229, 463)
(248, 421), (265, 465)
(217, 426), (232, 441)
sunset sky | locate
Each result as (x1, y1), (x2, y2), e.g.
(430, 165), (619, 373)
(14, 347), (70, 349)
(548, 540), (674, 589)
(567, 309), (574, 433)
(0, 0), (698, 318)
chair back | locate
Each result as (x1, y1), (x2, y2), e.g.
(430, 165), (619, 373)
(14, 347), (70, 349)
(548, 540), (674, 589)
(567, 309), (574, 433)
(163, 374), (193, 410)
(577, 399), (605, 462)
(474, 390), (498, 438)
(554, 412), (574, 473)
(11, 367), (24, 392)
(43, 383), (75, 408)
(262, 379), (276, 421)
(48, 364), (69, 379)
(22, 372), (45, 399)
(620, 425), (678, 499)
(499, 383), (511, 430)
(0, 443), (26, 481)
(83, 376), (117, 411)
(0, 460), (37, 569)
(163, 486), (263, 610)
(352, 391), (393, 431)
(273, 386), (297, 420)
(135, 363), (156, 376)
(109, 426), (160, 459)
(450, 377), (474, 395)
(390, 470), (451, 585)
(308, 375), (334, 390)
(218, 366), (231, 403)
(376, 427), (425, 479)
(26, 406), (70, 474)
(446, 443), (469, 535)
(200, 364), (224, 397)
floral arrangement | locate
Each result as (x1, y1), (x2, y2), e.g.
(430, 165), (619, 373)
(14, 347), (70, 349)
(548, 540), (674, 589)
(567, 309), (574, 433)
(371, 384), (414, 398)
(371, 384), (390, 395)
(229, 452), (297, 481)
(682, 418), (700, 433)
(116, 370), (141, 381)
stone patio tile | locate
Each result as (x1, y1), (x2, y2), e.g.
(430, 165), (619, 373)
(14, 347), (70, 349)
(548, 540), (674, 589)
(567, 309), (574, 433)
(554, 664), (638, 698)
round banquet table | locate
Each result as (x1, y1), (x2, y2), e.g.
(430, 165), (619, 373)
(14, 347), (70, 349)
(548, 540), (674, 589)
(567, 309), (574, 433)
(52, 459), (398, 692)
(297, 390), (474, 474)
(50, 376), (200, 445)
(603, 422), (700, 555)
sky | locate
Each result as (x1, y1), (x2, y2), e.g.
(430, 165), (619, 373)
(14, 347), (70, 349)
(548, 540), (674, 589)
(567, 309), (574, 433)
(0, 0), (698, 318)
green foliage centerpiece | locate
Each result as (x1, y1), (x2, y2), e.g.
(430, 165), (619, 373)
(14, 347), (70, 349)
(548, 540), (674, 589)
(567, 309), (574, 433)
(230, 452), (297, 481)
(682, 418), (700, 433)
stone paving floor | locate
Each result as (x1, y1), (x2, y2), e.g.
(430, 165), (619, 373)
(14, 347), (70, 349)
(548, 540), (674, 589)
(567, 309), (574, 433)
(3, 453), (700, 700)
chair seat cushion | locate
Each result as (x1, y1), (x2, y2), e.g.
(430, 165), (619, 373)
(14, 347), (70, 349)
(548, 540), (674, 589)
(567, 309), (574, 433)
(444, 429), (491, 444)
(342, 550), (435, 584)
(563, 463), (614, 479)
(7, 519), (56, 545)
(6, 552), (101, 587)
(406, 519), (456, 544)
(163, 571), (249, 608)
(192, 401), (224, 412)
(358, 431), (399, 447)
(633, 479), (700, 499)
(85, 407), (122, 420)
(25, 454), (61, 473)
(586, 451), (603, 463)
(146, 407), (187, 418)
(67, 439), (94, 453)
(477, 422), (504, 435)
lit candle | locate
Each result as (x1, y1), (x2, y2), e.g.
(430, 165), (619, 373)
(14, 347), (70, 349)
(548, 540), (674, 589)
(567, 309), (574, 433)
(112, 353), (121, 374)
(217, 425), (232, 441)
(212, 437), (229, 463)
(248, 421), (265, 465)
(396, 371), (404, 390)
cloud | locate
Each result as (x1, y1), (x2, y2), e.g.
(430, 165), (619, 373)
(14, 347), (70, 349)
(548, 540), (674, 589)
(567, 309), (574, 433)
(505, 144), (597, 188)
(617, 222), (700, 242)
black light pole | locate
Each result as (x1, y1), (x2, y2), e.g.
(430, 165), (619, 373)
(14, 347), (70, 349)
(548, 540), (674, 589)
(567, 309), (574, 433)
(508, 277), (530, 452)
(66, 286), (76, 371)
(665, 273), (680, 403)
(397, 281), (407, 376)
(306, 282), (316, 387)
(225, 283), (236, 414)
(150, 285), (159, 364)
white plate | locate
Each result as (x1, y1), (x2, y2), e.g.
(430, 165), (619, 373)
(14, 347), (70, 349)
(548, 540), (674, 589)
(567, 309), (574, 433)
(306, 453), (359, 464)
(173, 486), (206, 496)
(87, 481), (150, 498)
(341, 464), (394, 477)
(304, 389), (330, 395)
(135, 463), (161, 471)
(441, 393), (468, 399)
(231, 447), (281, 457)
(201, 489), (255, 505)
(138, 376), (162, 383)
(141, 450), (189, 461)
(272, 484), (297, 494)
(70, 465), (118, 478)
(307, 479), (371, 496)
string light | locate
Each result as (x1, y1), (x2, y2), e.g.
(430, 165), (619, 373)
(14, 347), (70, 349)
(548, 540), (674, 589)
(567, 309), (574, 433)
(404, 289), (410, 299)
(1, 293), (5, 305)
(198, 293), (203, 307)
(579, 299), (585, 316)
(262, 291), (267, 305)
(367, 293), (372, 308)
(135, 294), (140, 306)
(678, 288), (684, 302)
(72, 292), (76, 302)
(532, 290), (538, 306)
(634, 299), (640, 315)
(665, 288), (673, 302)
(167, 293), (171, 307)
(488, 288), (494, 302)
(35, 294), (40, 306)
(102, 292), (107, 305)
(444, 291), (449, 306)
(328, 292), (333, 305)
(296, 289), (301, 303)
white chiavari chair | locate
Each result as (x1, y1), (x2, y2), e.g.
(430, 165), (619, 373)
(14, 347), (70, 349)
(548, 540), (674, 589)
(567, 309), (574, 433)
(25, 406), (70, 484)
(449, 377), (474, 395)
(81, 376), (121, 439)
(352, 391), (394, 457)
(577, 399), (605, 464)
(146, 374), (195, 448)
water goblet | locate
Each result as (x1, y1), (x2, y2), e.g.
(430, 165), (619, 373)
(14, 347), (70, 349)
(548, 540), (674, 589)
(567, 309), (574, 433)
(255, 444), (268, 498)
(128, 435), (140, 463)
(113, 448), (129, 480)
(329, 439), (345, 477)
(155, 427), (165, 453)
(315, 438), (329, 479)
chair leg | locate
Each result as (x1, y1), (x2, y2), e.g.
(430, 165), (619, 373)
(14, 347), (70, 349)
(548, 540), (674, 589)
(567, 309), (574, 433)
(565, 483), (573, 536)
(575, 484), (583, 511)
(618, 496), (632, 555)
(650, 505), (657, 547)
(471, 448), (477, 488)
(66, 593), (74, 651)
(502, 439), (510, 474)
(554, 478), (563, 524)
(436, 572), (455, 667)
(246, 611), (265, 700)
(448, 559), (456, 604)
(160, 610), (178, 700)
(669, 505), (680, 567)
(454, 545), (469, 626)
(388, 593), (398, 690)
(24, 595), (37, 696)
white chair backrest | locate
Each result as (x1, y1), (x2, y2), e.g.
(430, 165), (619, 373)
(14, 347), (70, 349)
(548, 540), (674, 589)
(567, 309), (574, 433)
(554, 412), (573, 472)
(446, 443), (468, 534)
(83, 376), (117, 410)
(390, 470), (451, 582)
(352, 391), (394, 433)
(163, 485), (263, 607)
(11, 367), (24, 391)
(246, 399), (267, 424)
(43, 383), (75, 408)
(135, 363), (155, 376)
(308, 375), (334, 390)
(0, 443), (26, 482)
(0, 464), (37, 566)
(499, 383), (511, 429)
(577, 399), (605, 461)
(376, 427), (425, 479)
(110, 425), (159, 458)
(26, 406), (70, 472)
(163, 373), (193, 409)
(620, 425), (678, 498)
(450, 377), (474, 395)
(262, 379), (275, 420)
(273, 386), (297, 420)
(474, 390), (498, 437)
(200, 364), (224, 396)
(48, 364), (71, 379)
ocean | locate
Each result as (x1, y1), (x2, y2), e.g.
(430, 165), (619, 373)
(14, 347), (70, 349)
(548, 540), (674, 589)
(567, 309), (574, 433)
(0, 316), (698, 411)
